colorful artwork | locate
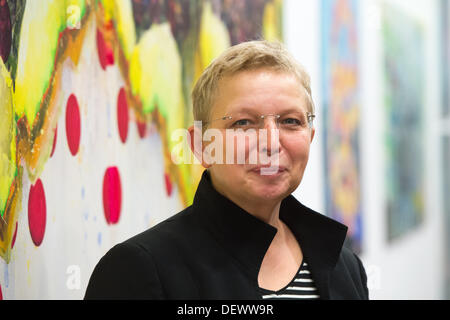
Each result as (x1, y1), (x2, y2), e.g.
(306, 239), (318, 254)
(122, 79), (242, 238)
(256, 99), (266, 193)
(382, 3), (425, 241)
(321, 0), (362, 254)
(0, 0), (282, 298)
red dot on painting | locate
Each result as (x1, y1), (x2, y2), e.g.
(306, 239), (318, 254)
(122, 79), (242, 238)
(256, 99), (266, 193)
(102, 167), (122, 225)
(117, 88), (129, 143)
(137, 121), (147, 139)
(28, 179), (46, 247)
(96, 28), (114, 70)
(164, 173), (173, 197)
(65, 94), (81, 156)
(11, 221), (17, 249)
(50, 125), (57, 158)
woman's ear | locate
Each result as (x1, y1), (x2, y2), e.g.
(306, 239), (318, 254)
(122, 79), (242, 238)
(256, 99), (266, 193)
(188, 124), (212, 169)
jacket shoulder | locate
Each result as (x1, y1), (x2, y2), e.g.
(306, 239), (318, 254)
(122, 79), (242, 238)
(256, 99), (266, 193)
(84, 241), (164, 299)
(124, 205), (197, 251)
(85, 206), (196, 299)
(334, 246), (369, 299)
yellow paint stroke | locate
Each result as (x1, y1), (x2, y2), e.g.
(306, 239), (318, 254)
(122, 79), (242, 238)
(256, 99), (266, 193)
(108, 0), (136, 60)
(0, 60), (16, 219)
(0, 58), (23, 263)
(263, 0), (283, 41)
(14, 0), (86, 125)
(16, 1), (89, 181)
(195, 1), (230, 82)
(129, 23), (184, 129)
(128, 22), (197, 205)
(128, 23), (185, 137)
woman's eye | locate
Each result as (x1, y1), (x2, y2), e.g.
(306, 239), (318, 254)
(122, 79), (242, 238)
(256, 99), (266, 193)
(282, 118), (302, 126)
(233, 119), (252, 126)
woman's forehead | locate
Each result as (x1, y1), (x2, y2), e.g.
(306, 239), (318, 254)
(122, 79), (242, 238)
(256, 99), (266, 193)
(209, 69), (310, 119)
(219, 68), (300, 90)
(213, 89), (308, 115)
(224, 104), (308, 115)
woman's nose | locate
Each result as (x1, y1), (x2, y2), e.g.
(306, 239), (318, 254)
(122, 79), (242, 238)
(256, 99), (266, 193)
(259, 122), (280, 158)
(260, 115), (280, 130)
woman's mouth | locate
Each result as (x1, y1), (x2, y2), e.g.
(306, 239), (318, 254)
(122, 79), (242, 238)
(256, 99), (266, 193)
(250, 166), (286, 176)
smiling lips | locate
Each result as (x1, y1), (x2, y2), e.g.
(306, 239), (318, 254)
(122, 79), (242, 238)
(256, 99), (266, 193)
(250, 166), (287, 175)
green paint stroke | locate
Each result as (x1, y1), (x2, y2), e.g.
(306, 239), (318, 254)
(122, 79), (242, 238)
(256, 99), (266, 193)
(14, 0), (86, 125)
(0, 60), (16, 219)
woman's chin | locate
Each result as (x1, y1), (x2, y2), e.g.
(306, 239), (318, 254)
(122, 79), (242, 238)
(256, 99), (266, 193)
(249, 184), (291, 202)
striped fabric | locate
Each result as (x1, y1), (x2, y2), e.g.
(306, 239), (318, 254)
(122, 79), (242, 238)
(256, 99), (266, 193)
(259, 261), (320, 300)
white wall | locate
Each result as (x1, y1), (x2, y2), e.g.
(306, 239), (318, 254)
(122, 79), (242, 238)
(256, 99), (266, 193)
(287, 0), (324, 213)
(287, 0), (445, 299)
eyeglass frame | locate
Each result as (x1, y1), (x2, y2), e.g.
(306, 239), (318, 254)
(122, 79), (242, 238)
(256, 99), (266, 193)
(202, 112), (316, 130)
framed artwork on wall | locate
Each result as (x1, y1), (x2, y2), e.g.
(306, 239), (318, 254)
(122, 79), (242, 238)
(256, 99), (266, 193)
(382, 3), (425, 241)
(321, 0), (363, 254)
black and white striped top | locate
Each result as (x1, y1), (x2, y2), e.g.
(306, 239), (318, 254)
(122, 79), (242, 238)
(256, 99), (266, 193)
(259, 260), (321, 300)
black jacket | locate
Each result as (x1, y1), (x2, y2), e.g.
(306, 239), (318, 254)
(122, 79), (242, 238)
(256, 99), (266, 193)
(85, 170), (369, 300)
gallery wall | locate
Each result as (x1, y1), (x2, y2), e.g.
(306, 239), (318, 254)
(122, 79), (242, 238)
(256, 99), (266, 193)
(289, 0), (447, 299)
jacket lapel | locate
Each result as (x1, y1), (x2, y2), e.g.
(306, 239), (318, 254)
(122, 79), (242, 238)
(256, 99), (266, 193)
(193, 170), (349, 299)
(280, 196), (348, 299)
(193, 170), (278, 281)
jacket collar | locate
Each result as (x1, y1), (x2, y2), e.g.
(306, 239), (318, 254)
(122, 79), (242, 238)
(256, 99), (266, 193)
(192, 170), (348, 299)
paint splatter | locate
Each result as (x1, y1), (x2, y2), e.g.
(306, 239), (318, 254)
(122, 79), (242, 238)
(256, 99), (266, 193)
(164, 173), (173, 197)
(65, 94), (81, 156)
(102, 167), (122, 225)
(28, 179), (46, 246)
(0, 0), (11, 63)
(96, 28), (114, 70)
(117, 87), (129, 144)
(11, 221), (17, 249)
(50, 125), (57, 157)
(137, 121), (147, 139)
(97, 232), (102, 246)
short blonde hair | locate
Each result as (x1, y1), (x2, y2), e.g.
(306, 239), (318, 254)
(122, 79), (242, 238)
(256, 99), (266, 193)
(192, 40), (315, 124)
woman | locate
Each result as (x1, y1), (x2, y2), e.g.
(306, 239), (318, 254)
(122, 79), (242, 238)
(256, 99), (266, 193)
(84, 40), (369, 300)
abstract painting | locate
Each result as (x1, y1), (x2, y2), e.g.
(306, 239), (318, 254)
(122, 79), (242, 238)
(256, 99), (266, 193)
(0, 0), (283, 299)
(382, 3), (425, 241)
(321, 0), (362, 254)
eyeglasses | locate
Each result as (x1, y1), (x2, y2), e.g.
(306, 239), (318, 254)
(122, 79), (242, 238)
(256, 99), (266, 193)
(203, 112), (315, 131)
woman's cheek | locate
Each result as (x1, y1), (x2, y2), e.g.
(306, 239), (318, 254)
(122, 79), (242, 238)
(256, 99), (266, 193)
(224, 131), (259, 165)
